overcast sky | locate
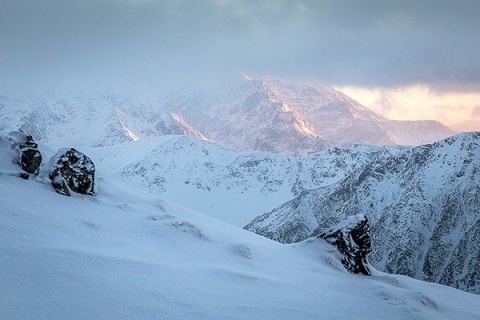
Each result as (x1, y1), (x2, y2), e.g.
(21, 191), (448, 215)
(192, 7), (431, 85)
(1, 0), (478, 90)
(1, 0), (479, 128)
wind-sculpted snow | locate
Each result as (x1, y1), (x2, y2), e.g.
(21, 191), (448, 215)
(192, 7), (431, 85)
(2, 139), (480, 319)
(88, 132), (479, 294)
(245, 132), (480, 294)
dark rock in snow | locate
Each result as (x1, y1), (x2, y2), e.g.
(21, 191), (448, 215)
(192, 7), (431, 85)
(18, 137), (42, 175)
(49, 148), (96, 196)
(318, 214), (372, 275)
(7, 131), (42, 177)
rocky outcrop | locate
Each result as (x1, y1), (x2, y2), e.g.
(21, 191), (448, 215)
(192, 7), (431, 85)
(1, 131), (98, 196)
(5, 131), (42, 178)
(49, 148), (96, 196)
(317, 214), (372, 275)
(17, 135), (42, 176)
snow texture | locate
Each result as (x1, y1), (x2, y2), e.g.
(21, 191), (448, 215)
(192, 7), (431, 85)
(1, 137), (480, 320)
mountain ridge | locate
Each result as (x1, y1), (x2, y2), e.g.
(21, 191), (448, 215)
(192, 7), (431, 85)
(88, 134), (396, 226)
(0, 78), (457, 154)
(245, 131), (480, 294)
(85, 130), (480, 294)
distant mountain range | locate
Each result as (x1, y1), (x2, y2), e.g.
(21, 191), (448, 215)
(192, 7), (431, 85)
(0, 78), (456, 154)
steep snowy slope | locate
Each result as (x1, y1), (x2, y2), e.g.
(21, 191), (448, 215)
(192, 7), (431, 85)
(163, 80), (335, 155)
(245, 132), (480, 294)
(2, 142), (480, 319)
(165, 78), (456, 153)
(262, 80), (393, 146)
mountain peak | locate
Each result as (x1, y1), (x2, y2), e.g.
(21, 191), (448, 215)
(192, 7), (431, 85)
(0, 78), (457, 155)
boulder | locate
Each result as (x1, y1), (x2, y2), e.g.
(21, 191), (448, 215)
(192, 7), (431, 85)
(49, 148), (96, 196)
(7, 131), (42, 177)
(18, 136), (42, 175)
(318, 214), (372, 275)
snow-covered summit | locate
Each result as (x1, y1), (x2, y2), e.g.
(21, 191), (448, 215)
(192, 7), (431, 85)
(163, 79), (335, 155)
(163, 78), (457, 154)
(0, 77), (457, 155)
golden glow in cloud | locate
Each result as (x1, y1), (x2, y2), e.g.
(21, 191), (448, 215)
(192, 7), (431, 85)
(335, 85), (480, 132)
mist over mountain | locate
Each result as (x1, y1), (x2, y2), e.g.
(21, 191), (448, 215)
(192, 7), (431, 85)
(167, 78), (455, 151)
(0, 78), (456, 154)
(1, 77), (474, 294)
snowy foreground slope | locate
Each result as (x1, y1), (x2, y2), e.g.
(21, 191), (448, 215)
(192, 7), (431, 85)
(2, 158), (480, 319)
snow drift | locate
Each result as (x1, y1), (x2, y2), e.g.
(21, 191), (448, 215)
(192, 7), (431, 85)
(1, 137), (480, 319)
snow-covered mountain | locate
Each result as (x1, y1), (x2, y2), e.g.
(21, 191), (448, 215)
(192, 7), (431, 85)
(245, 132), (480, 294)
(0, 78), (456, 154)
(85, 131), (480, 294)
(0, 78), (470, 297)
(0, 91), (202, 148)
(162, 80), (335, 155)
(164, 78), (456, 154)
(87, 135), (391, 226)
(2, 136), (480, 319)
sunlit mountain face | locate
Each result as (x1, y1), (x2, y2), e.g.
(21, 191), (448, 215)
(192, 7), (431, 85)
(0, 78), (456, 155)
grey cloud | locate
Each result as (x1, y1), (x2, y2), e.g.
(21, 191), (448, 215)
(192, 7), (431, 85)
(1, 0), (479, 93)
